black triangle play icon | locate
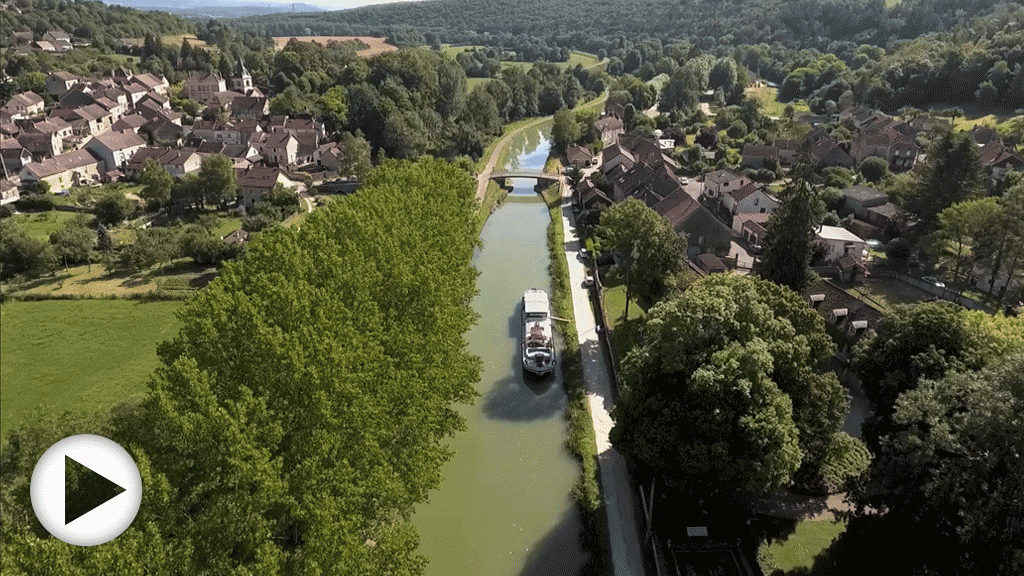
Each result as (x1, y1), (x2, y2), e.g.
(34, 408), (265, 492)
(65, 455), (125, 525)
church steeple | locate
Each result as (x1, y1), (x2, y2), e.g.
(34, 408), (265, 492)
(233, 57), (253, 94)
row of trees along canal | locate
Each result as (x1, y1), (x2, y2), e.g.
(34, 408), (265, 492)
(0, 158), (483, 574)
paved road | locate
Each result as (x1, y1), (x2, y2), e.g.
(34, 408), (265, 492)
(559, 184), (646, 576)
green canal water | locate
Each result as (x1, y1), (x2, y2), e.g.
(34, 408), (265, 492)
(412, 126), (586, 576)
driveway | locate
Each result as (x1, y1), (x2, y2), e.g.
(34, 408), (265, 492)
(560, 184), (646, 576)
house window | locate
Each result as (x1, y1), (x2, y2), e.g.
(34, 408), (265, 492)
(830, 308), (848, 324)
(809, 294), (825, 308)
(754, 197), (759, 206)
(760, 208), (766, 213)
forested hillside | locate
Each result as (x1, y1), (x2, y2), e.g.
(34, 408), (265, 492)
(237, 0), (1011, 51)
(0, 0), (192, 49)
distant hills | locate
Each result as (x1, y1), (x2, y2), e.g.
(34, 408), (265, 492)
(105, 0), (327, 18)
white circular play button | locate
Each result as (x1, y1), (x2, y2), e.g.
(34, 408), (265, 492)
(30, 434), (143, 546)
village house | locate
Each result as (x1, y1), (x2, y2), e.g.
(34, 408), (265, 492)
(230, 96), (269, 120)
(191, 119), (245, 145)
(184, 72), (227, 103)
(85, 130), (147, 171)
(574, 178), (612, 211)
(851, 128), (918, 171)
(33, 40), (57, 53)
(652, 190), (733, 258)
(1, 140), (33, 173)
(259, 133), (298, 167)
(237, 166), (294, 209)
(20, 148), (104, 191)
(702, 168), (749, 200)
(601, 142), (635, 178)
(110, 113), (149, 134)
(30, 117), (74, 143)
(42, 29), (70, 43)
(694, 253), (728, 275)
(978, 142), (1023, 183)
(594, 113), (624, 146)
(135, 100), (181, 126)
(132, 73), (170, 96)
(45, 72), (80, 97)
(803, 279), (883, 365)
(17, 131), (61, 161)
(773, 138), (800, 165)
(740, 144), (780, 169)
(126, 146), (202, 179)
(4, 92), (45, 117)
(314, 141), (346, 171)
(566, 145), (594, 168)
(969, 124), (1000, 146)
(816, 224), (867, 269)
(840, 185), (897, 238)
(734, 212), (770, 242)
(722, 182), (779, 216)
(140, 119), (183, 147)
(810, 137), (855, 168)
(137, 92), (171, 111)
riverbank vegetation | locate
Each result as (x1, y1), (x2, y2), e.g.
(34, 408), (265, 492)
(1, 159), (483, 574)
(540, 181), (609, 575)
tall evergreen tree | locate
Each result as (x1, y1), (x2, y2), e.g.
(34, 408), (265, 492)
(760, 148), (824, 292)
(905, 129), (987, 236)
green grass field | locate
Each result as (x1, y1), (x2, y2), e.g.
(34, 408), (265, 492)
(8, 211), (87, 242)
(766, 520), (847, 570)
(0, 300), (183, 438)
(746, 85), (810, 119)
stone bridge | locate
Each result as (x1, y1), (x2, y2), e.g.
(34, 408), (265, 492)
(489, 170), (562, 190)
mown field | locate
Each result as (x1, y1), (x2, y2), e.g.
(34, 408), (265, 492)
(746, 85), (811, 118)
(0, 299), (182, 438)
(272, 35), (398, 58)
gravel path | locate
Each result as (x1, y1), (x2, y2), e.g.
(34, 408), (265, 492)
(559, 180), (647, 576)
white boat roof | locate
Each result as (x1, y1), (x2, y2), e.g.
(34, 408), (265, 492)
(523, 290), (550, 315)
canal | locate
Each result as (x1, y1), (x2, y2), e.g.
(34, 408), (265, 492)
(412, 125), (586, 576)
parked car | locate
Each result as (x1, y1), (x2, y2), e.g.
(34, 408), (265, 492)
(680, 177), (689, 186)
(866, 239), (883, 251)
(749, 244), (764, 255)
(583, 273), (594, 288)
(922, 276), (946, 288)
(578, 248), (590, 261)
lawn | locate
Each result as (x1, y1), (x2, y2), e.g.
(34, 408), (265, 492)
(601, 273), (647, 364)
(0, 299), (182, 438)
(3, 259), (217, 298)
(746, 85), (810, 119)
(943, 105), (1020, 133)
(766, 520), (847, 571)
(841, 276), (931, 311)
(8, 211), (88, 242)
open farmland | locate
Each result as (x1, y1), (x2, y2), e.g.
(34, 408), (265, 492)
(0, 299), (182, 438)
(272, 36), (397, 57)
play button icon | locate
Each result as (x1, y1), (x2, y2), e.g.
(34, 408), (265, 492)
(31, 434), (142, 546)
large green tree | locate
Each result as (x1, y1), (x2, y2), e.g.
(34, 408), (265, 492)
(197, 154), (238, 207)
(139, 158), (174, 206)
(0, 158), (483, 574)
(594, 198), (685, 312)
(904, 129), (987, 236)
(551, 107), (581, 152)
(851, 302), (1024, 449)
(610, 274), (849, 499)
(94, 190), (133, 227)
(846, 353), (1024, 576)
(48, 214), (94, 271)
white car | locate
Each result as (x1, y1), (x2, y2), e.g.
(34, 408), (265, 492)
(583, 273), (595, 288)
(922, 276), (946, 288)
(680, 177), (689, 186)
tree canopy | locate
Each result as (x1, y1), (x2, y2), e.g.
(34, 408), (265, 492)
(0, 158), (483, 575)
(610, 274), (849, 499)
